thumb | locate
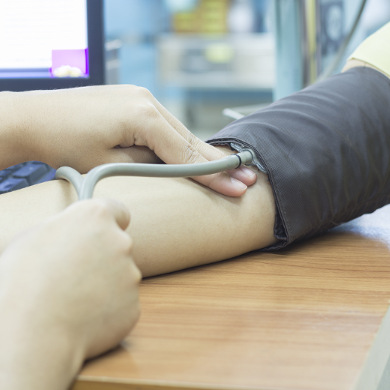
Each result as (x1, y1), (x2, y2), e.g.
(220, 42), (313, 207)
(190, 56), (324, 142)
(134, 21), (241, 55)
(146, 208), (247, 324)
(98, 199), (131, 231)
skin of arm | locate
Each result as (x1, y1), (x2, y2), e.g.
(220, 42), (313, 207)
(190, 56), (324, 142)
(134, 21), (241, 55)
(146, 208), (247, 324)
(342, 22), (390, 78)
(342, 58), (385, 74)
(0, 57), (385, 278)
(0, 199), (141, 390)
(0, 146), (276, 277)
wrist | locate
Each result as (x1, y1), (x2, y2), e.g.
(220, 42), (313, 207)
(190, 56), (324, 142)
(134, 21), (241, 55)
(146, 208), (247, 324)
(0, 293), (85, 390)
(0, 91), (37, 167)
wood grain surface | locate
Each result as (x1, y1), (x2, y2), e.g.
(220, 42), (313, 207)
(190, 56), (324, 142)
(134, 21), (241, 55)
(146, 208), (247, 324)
(72, 205), (390, 390)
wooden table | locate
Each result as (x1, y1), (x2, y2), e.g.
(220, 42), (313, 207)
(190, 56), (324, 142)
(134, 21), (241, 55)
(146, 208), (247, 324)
(72, 205), (390, 390)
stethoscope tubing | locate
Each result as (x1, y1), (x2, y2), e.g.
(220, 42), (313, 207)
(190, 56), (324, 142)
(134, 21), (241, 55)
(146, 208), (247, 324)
(55, 150), (254, 200)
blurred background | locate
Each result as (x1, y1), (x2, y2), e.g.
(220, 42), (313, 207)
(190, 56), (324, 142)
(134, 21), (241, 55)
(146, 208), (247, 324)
(104, 0), (390, 139)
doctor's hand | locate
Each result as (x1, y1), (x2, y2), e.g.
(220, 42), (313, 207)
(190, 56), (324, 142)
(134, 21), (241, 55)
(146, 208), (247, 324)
(0, 199), (140, 390)
(2, 86), (256, 197)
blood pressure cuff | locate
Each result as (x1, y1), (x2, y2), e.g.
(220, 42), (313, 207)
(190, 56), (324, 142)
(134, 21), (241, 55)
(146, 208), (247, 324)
(206, 67), (390, 250)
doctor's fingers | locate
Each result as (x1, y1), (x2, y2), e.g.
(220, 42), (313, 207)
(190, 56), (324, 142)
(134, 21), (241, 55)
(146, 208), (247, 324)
(133, 113), (247, 197)
(149, 95), (257, 187)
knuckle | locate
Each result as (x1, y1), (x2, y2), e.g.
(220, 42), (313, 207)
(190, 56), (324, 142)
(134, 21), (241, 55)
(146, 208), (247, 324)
(136, 102), (159, 119)
(121, 86), (155, 116)
(87, 200), (111, 220)
(130, 104), (160, 147)
(183, 143), (201, 164)
(135, 86), (153, 99)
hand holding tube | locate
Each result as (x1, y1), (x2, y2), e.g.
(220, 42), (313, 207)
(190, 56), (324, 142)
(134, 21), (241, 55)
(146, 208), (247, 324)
(0, 199), (140, 390)
(0, 86), (256, 197)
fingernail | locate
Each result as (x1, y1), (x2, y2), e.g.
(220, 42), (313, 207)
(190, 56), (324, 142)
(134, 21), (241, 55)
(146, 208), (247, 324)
(230, 177), (247, 191)
(238, 166), (256, 179)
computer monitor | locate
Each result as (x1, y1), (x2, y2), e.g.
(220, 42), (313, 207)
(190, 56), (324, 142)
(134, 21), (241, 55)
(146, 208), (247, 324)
(0, 0), (105, 91)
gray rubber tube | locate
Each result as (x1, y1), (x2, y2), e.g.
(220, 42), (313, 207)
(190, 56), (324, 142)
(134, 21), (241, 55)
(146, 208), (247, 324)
(55, 150), (254, 200)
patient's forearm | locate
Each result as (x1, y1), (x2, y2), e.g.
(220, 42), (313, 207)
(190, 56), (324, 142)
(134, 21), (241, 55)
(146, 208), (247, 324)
(100, 172), (275, 276)
(0, 167), (275, 277)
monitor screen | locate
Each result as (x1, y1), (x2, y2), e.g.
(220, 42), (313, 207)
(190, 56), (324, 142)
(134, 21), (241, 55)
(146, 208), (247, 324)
(0, 0), (104, 91)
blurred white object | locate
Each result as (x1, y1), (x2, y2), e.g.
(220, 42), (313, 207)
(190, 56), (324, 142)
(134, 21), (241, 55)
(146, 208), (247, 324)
(223, 108), (245, 120)
(228, 0), (255, 33)
(52, 65), (83, 77)
(223, 102), (269, 120)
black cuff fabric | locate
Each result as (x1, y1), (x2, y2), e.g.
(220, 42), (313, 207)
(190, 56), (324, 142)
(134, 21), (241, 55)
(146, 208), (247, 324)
(207, 67), (390, 249)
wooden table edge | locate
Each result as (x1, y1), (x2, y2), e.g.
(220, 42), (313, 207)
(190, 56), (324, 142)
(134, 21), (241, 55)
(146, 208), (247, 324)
(73, 376), (280, 390)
